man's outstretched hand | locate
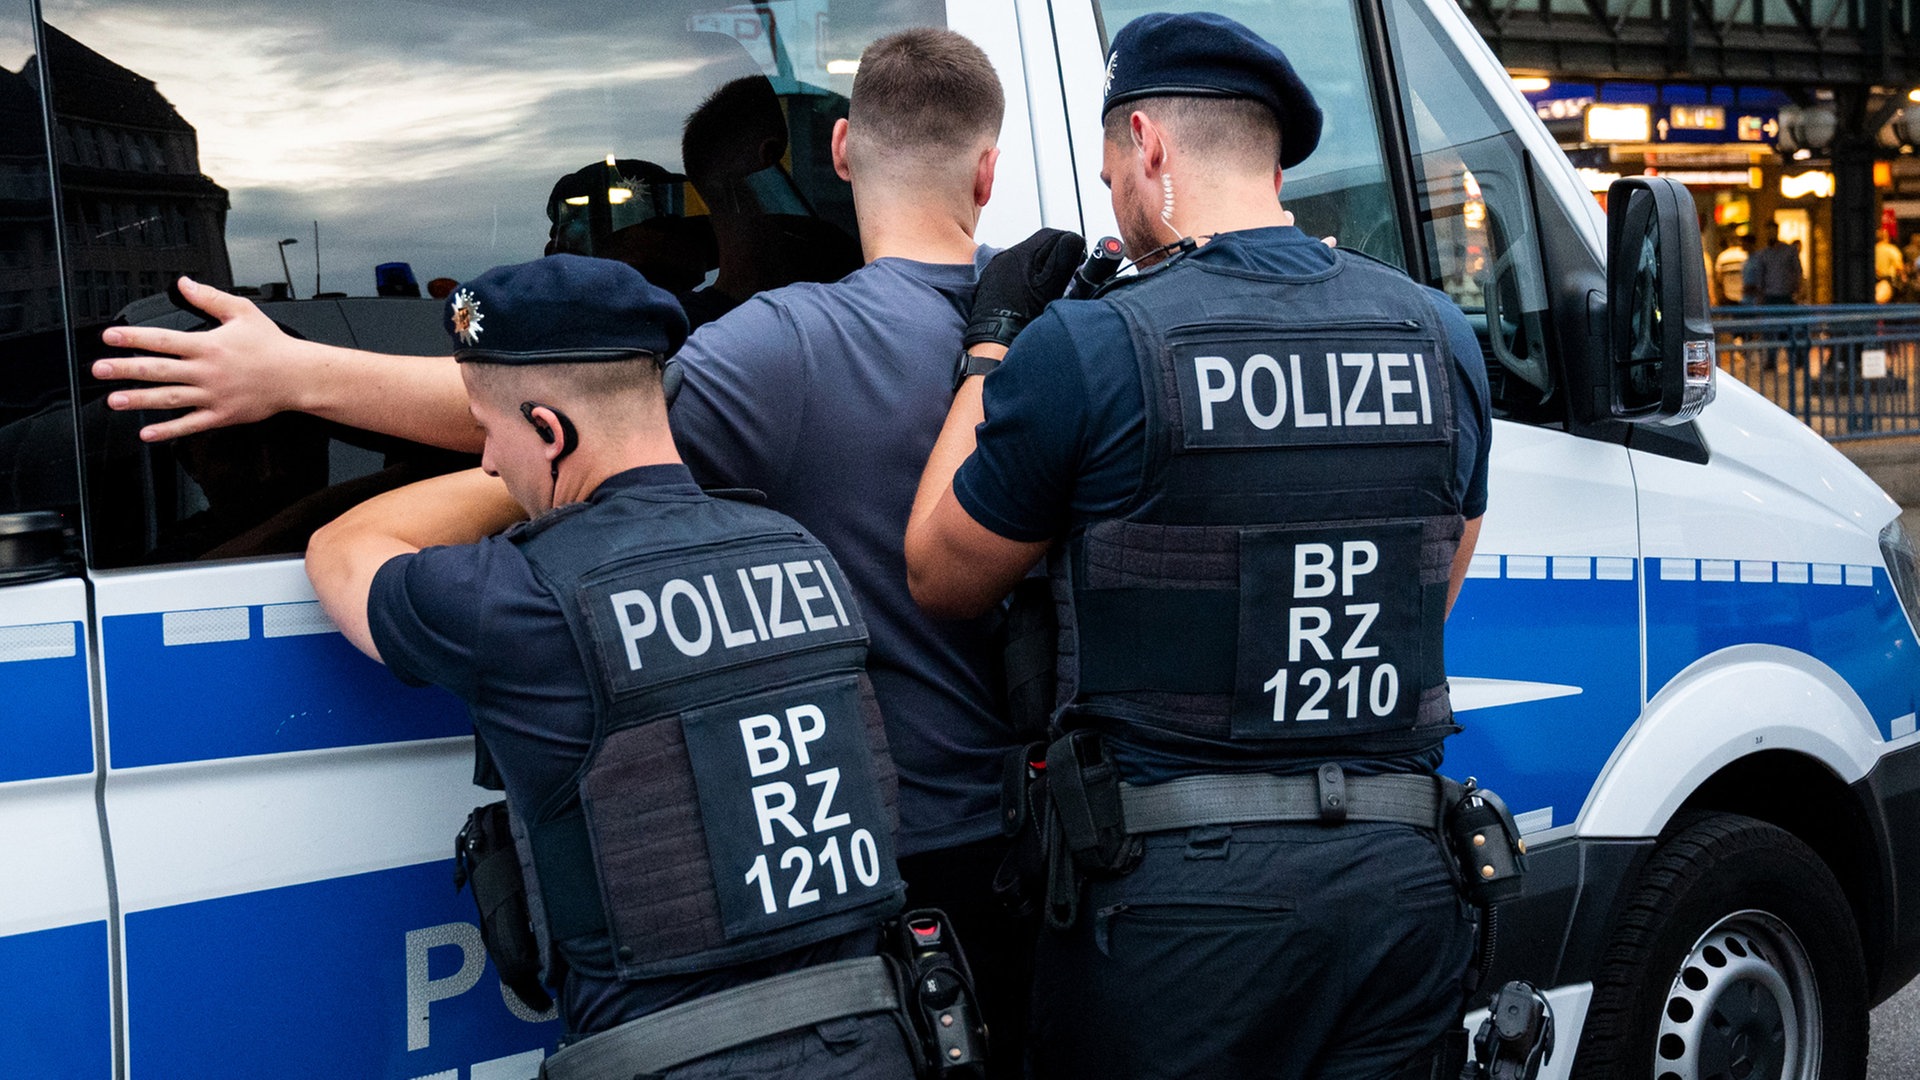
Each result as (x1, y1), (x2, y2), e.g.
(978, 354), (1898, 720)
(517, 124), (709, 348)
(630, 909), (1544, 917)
(93, 276), (309, 443)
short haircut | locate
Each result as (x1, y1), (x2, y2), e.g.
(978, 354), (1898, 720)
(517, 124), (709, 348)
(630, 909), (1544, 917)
(1104, 95), (1284, 174)
(849, 28), (1003, 161)
(463, 358), (664, 430)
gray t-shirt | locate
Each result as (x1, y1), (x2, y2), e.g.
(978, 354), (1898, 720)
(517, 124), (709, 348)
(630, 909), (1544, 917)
(669, 254), (1014, 856)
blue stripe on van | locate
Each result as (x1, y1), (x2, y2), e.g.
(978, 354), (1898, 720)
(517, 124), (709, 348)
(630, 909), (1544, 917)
(1444, 560), (1641, 826)
(0, 621), (93, 781)
(126, 860), (558, 1078)
(0, 920), (113, 1080)
(103, 609), (470, 768)
(1647, 562), (1920, 739)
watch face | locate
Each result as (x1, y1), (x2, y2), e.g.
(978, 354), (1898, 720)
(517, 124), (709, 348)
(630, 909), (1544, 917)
(953, 352), (1002, 391)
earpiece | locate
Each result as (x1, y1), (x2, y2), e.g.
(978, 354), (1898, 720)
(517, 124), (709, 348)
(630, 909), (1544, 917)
(1161, 173), (1175, 228)
(519, 401), (555, 443)
(520, 401), (579, 486)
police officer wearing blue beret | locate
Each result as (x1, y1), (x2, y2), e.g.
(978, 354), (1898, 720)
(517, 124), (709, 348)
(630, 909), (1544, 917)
(307, 255), (922, 1078)
(907, 13), (1491, 1079)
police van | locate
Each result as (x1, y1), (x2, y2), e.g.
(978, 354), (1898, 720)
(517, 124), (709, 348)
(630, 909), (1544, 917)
(0, 0), (1913, 1077)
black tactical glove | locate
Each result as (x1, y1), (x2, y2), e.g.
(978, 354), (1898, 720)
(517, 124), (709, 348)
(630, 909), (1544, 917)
(963, 227), (1087, 349)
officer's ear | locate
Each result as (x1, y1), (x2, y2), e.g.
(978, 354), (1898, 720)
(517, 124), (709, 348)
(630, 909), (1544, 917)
(518, 401), (574, 462)
(1130, 111), (1168, 177)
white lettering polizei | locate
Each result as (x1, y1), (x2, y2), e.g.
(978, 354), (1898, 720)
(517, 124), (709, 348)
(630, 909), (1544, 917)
(1194, 356), (1235, 429)
(609, 589), (657, 671)
(1189, 350), (1436, 432)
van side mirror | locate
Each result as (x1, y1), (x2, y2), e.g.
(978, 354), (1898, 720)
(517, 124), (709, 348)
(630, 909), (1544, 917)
(0, 511), (79, 585)
(1604, 176), (1715, 424)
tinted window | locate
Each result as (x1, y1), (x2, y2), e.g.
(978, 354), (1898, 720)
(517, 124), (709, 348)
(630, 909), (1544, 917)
(1090, 0), (1405, 269)
(1385, 0), (1557, 421)
(0, 4), (81, 527)
(48, 0), (942, 568)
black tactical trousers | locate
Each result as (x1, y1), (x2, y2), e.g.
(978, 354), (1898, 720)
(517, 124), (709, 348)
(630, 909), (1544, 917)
(1029, 820), (1476, 1080)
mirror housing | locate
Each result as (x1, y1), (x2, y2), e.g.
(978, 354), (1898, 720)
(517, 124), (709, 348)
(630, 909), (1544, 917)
(1603, 176), (1715, 425)
(0, 511), (78, 585)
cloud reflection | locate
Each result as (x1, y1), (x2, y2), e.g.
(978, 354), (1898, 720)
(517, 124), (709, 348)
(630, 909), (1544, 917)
(42, 0), (822, 291)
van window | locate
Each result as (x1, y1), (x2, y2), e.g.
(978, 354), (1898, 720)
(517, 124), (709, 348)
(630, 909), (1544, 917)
(49, 0), (942, 569)
(1089, 0), (1406, 270)
(0, 0), (80, 523)
(1383, 0), (1558, 420)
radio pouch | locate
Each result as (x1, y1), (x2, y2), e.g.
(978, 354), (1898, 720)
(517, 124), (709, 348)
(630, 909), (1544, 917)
(455, 800), (553, 1013)
(1443, 778), (1527, 908)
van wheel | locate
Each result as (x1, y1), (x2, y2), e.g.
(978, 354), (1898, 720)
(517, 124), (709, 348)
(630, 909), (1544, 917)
(1572, 812), (1867, 1080)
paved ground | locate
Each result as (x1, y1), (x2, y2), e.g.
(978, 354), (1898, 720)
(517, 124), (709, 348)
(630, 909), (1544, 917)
(1871, 976), (1920, 1079)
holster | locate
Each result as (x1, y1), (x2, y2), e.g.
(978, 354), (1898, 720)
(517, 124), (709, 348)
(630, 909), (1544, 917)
(1441, 778), (1527, 908)
(455, 801), (553, 1013)
(989, 742), (1049, 920)
(1041, 731), (1141, 929)
(887, 909), (988, 1078)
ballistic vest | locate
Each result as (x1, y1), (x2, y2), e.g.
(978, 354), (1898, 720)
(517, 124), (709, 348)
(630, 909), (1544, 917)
(1055, 245), (1465, 758)
(511, 484), (904, 981)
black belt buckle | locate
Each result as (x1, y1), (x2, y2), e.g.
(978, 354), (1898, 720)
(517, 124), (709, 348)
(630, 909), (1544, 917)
(1315, 763), (1349, 824)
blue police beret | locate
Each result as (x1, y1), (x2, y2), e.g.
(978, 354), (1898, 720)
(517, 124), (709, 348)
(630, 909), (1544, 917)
(443, 254), (690, 364)
(1101, 12), (1322, 169)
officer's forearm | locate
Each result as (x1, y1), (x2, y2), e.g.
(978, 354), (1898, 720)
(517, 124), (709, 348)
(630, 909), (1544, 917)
(906, 359), (1051, 618)
(326, 468), (525, 551)
(307, 470), (526, 659)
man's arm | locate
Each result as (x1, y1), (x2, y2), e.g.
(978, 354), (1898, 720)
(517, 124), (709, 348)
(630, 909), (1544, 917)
(96, 276), (479, 450)
(306, 468), (525, 660)
(906, 229), (1086, 617)
(906, 356), (1052, 619)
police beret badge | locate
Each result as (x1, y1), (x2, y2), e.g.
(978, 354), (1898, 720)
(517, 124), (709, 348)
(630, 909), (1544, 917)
(449, 288), (485, 346)
(445, 255), (689, 364)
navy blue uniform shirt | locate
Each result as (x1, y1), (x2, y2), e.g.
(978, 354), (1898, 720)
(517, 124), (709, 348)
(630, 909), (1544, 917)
(368, 464), (866, 1035)
(954, 226), (1493, 782)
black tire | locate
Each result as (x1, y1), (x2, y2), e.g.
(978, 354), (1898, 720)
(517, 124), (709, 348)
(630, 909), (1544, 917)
(1573, 811), (1868, 1080)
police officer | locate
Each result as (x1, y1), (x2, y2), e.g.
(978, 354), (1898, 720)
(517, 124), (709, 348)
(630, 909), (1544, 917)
(905, 13), (1491, 1079)
(307, 255), (919, 1078)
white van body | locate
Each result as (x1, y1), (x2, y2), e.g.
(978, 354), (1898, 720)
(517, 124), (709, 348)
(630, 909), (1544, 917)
(0, 1), (1914, 1077)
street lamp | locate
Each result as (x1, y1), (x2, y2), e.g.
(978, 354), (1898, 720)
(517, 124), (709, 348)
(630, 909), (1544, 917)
(276, 237), (299, 299)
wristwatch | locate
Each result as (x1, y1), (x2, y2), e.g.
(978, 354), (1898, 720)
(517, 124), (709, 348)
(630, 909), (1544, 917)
(952, 350), (1003, 392)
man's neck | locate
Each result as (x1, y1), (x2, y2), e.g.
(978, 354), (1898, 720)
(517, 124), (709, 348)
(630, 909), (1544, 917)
(851, 195), (980, 265)
(553, 443), (683, 507)
(1172, 184), (1293, 244)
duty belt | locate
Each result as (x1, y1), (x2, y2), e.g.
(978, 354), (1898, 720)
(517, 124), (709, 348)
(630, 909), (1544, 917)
(1119, 766), (1441, 834)
(538, 956), (899, 1080)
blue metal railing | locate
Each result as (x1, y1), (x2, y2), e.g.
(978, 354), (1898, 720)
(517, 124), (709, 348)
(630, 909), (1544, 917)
(1712, 304), (1920, 440)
